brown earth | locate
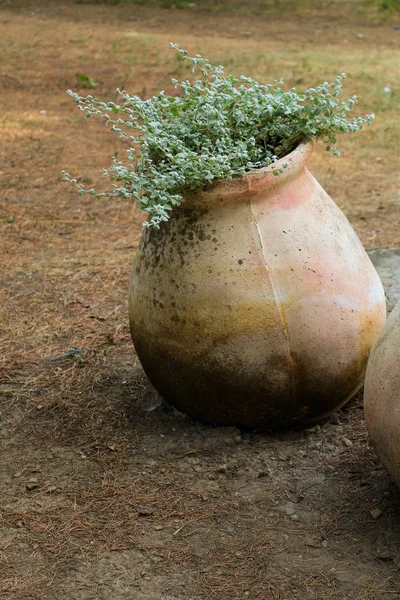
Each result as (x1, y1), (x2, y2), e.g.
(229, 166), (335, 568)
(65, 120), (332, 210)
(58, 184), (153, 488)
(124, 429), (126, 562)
(1, 1), (400, 599)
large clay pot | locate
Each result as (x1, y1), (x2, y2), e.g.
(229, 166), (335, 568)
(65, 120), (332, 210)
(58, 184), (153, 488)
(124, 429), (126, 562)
(129, 142), (386, 429)
(364, 300), (400, 487)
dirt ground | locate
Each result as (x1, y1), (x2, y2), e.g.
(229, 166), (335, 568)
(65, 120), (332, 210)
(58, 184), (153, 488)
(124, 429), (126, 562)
(1, 1), (400, 599)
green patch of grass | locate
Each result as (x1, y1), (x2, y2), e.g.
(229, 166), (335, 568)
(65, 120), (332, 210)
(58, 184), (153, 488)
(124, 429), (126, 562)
(75, 73), (99, 89)
(371, 0), (400, 13)
(0, 214), (15, 223)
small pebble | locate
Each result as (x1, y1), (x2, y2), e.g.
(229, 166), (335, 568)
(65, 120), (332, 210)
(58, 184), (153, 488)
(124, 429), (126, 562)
(26, 478), (39, 491)
(137, 506), (155, 516)
(370, 508), (382, 519)
(324, 443), (338, 453)
(342, 437), (353, 448)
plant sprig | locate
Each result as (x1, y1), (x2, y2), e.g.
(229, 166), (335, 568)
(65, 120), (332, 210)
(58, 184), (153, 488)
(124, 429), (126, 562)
(63, 44), (374, 227)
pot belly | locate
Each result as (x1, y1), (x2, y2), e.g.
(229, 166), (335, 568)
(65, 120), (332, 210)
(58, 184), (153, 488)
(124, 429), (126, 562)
(129, 172), (386, 429)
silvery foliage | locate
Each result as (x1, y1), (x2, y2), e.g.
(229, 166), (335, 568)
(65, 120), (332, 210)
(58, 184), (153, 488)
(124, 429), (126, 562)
(63, 44), (374, 228)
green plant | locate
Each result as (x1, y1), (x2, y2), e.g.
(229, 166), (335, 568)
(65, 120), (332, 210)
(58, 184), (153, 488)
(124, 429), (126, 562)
(75, 72), (99, 89)
(377, 0), (400, 11)
(63, 44), (374, 228)
(363, 0), (400, 16)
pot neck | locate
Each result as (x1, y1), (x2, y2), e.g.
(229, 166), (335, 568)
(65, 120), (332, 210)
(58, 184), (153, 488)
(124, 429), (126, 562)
(183, 142), (313, 208)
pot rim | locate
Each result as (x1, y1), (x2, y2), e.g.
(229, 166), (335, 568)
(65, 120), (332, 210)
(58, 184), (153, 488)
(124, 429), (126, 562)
(194, 140), (313, 201)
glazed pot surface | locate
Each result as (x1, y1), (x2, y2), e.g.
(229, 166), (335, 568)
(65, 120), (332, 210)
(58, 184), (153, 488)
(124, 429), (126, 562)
(129, 143), (386, 429)
(364, 300), (400, 487)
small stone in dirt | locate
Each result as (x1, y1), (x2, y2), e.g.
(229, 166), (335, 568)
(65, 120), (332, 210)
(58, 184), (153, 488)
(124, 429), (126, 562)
(305, 425), (321, 435)
(286, 490), (304, 503)
(322, 540), (328, 548)
(257, 470), (271, 478)
(285, 507), (296, 516)
(26, 482), (39, 491)
(324, 443), (338, 453)
(278, 449), (291, 461)
(376, 548), (394, 562)
(26, 478), (39, 491)
(306, 536), (322, 548)
(342, 437), (353, 448)
(137, 506), (155, 516)
(46, 486), (58, 494)
(154, 525), (163, 531)
(370, 508), (382, 519)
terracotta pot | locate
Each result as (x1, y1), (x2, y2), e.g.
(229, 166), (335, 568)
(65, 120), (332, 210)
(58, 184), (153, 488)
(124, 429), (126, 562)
(364, 300), (400, 487)
(129, 142), (386, 429)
